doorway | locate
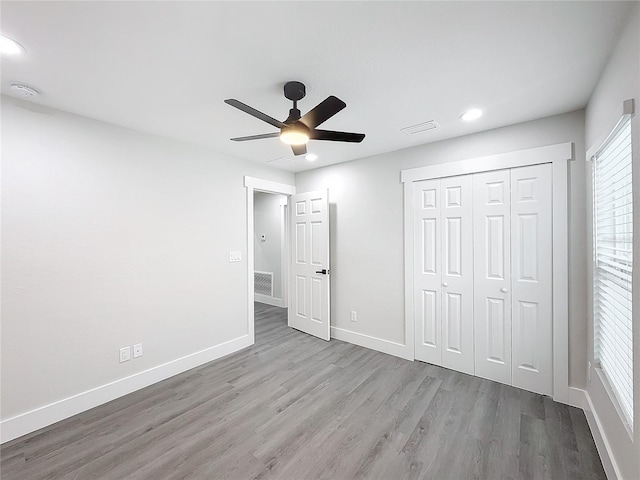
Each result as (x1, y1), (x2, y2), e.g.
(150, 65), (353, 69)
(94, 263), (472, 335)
(245, 176), (332, 344)
(253, 191), (288, 309)
(244, 177), (296, 344)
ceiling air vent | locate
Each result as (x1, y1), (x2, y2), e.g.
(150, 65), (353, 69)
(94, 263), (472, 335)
(401, 120), (439, 136)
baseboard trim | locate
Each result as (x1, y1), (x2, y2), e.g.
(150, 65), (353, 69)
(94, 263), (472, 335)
(330, 326), (412, 360)
(583, 389), (621, 480)
(566, 386), (587, 409)
(0, 334), (252, 444)
(255, 294), (285, 308)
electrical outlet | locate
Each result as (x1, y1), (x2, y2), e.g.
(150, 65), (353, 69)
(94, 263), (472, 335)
(350, 310), (357, 322)
(119, 346), (131, 363)
(133, 343), (143, 358)
(229, 251), (242, 263)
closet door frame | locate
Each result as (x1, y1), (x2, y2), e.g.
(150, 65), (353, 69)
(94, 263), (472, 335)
(401, 142), (573, 405)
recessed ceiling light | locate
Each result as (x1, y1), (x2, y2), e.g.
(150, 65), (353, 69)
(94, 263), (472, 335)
(305, 153), (318, 162)
(0, 35), (25, 56)
(461, 109), (483, 121)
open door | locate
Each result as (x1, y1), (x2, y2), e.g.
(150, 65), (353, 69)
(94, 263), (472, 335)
(288, 190), (330, 341)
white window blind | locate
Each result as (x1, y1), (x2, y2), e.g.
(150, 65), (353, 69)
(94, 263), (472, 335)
(593, 115), (633, 429)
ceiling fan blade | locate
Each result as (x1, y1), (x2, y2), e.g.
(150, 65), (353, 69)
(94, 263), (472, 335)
(299, 96), (346, 129)
(224, 99), (286, 128)
(230, 132), (280, 142)
(310, 129), (365, 143)
(291, 144), (307, 156)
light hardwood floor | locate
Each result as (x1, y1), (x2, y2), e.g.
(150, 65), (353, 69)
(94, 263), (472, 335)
(1, 303), (605, 479)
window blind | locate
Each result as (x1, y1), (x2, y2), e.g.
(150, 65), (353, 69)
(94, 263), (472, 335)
(593, 115), (633, 428)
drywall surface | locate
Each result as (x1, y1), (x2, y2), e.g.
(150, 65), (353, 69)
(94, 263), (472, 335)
(584, 5), (639, 479)
(586, 3), (640, 148)
(254, 192), (284, 299)
(296, 110), (587, 386)
(0, 96), (293, 421)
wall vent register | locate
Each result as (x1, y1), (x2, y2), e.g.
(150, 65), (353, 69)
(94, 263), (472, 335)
(254, 271), (274, 297)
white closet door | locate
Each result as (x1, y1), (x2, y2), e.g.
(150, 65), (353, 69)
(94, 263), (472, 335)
(473, 170), (512, 385)
(414, 179), (442, 364)
(510, 164), (553, 395)
(440, 175), (474, 375)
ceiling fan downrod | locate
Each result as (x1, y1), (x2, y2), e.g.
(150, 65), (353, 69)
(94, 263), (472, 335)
(284, 81), (306, 123)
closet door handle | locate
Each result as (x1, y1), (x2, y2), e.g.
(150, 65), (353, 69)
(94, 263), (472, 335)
(442, 282), (448, 287)
(501, 288), (508, 293)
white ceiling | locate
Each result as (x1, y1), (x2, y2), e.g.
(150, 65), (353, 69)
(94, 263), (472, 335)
(0, 1), (633, 172)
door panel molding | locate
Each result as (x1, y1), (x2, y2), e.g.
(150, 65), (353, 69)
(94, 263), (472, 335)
(510, 164), (553, 395)
(414, 179), (442, 365)
(440, 175), (474, 375)
(473, 169), (512, 386)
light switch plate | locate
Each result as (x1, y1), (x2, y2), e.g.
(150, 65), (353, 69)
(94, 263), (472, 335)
(229, 251), (242, 262)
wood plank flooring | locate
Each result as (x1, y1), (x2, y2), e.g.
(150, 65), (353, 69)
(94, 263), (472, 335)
(1, 303), (605, 479)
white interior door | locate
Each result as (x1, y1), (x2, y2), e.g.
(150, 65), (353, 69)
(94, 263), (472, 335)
(414, 179), (442, 364)
(440, 175), (474, 375)
(473, 170), (512, 385)
(288, 190), (330, 341)
(510, 164), (553, 395)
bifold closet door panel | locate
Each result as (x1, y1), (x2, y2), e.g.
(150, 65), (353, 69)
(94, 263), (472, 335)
(510, 164), (553, 396)
(414, 179), (442, 365)
(473, 170), (512, 385)
(440, 175), (474, 375)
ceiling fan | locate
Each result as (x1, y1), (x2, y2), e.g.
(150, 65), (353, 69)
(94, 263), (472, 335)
(224, 81), (365, 156)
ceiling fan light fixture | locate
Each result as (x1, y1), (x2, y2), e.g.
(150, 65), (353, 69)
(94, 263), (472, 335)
(280, 128), (309, 145)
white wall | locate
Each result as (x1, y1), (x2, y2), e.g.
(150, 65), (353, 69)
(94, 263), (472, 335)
(0, 96), (294, 438)
(254, 192), (284, 300)
(296, 110), (587, 385)
(584, 4), (639, 479)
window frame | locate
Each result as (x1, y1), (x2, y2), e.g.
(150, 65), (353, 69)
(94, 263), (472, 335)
(589, 101), (635, 436)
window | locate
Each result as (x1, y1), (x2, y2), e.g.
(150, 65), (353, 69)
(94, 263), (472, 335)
(593, 114), (633, 429)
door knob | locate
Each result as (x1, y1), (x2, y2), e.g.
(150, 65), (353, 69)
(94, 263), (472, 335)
(442, 282), (448, 287)
(501, 288), (508, 293)
(315, 269), (328, 275)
